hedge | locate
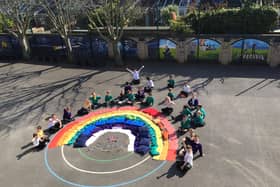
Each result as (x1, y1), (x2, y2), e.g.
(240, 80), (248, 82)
(170, 19), (193, 34)
(185, 6), (278, 34)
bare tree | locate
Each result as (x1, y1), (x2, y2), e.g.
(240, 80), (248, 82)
(40, 0), (86, 62)
(87, 0), (143, 65)
(0, 0), (35, 60)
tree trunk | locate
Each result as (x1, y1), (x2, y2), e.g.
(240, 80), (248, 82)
(112, 40), (123, 66)
(20, 34), (30, 60)
(64, 37), (73, 63)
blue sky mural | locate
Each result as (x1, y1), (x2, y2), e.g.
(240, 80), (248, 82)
(232, 39), (269, 50)
(121, 39), (137, 57)
(159, 39), (176, 49)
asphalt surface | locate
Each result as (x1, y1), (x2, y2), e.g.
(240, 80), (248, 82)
(0, 61), (279, 187)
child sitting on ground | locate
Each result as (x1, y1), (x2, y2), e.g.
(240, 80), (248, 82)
(180, 145), (193, 171)
(89, 92), (102, 110)
(161, 96), (175, 116)
(32, 133), (47, 149)
(36, 126), (49, 142)
(167, 75), (175, 88)
(113, 90), (126, 105)
(135, 87), (145, 102)
(63, 106), (73, 123)
(126, 65), (144, 85)
(119, 90), (135, 106)
(104, 90), (113, 107)
(48, 114), (62, 133)
(141, 92), (154, 107)
(192, 111), (205, 127)
(126, 90), (135, 105)
(171, 105), (192, 123)
(167, 88), (175, 101)
(191, 134), (204, 157)
(144, 77), (154, 93)
(177, 145), (193, 172)
(196, 105), (206, 119)
(178, 129), (196, 157)
(187, 92), (199, 110)
(77, 99), (91, 116)
(124, 82), (132, 95)
(178, 82), (192, 98)
(178, 115), (192, 133)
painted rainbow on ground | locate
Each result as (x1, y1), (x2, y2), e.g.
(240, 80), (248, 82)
(48, 106), (178, 161)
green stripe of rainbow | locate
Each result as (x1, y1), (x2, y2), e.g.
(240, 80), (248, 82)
(48, 106), (178, 161)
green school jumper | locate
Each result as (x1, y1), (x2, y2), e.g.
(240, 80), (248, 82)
(90, 96), (101, 105)
(193, 115), (205, 126)
(127, 93), (135, 102)
(182, 107), (192, 117)
(105, 95), (113, 102)
(168, 92), (175, 100)
(145, 96), (154, 106)
(200, 107), (206, 119)
(168, 79), (175, 87)
(181, 118), (191, 129)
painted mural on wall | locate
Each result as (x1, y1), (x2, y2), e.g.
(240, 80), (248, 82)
(147, 39), (176, 60)
(30, 35), (108, 58)
(70, 36), (91, 59)
(0, 36), (21, 58)
(147, 39), (158, 59)
(91, 38), (108, 57)
(159, 39), (176, 60)
(30, 35), (66, 57)
(121, 39), (137, 59)
(188, 39), (220, 62)
(231, 39), (269, 63)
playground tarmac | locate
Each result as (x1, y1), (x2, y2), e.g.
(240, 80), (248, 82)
(0, 61), (279, 187)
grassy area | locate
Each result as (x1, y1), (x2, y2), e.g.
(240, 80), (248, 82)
(198, 48), (220, 60)
(232, 48), (242, 60)
(159, 48), (176, 60)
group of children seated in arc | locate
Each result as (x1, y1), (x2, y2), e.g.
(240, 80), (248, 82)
(31, 65), (206, 172)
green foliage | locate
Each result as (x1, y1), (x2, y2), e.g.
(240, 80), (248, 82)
(0, 14), (5, 32)
(160, 5), (178, 25)
(0, 14), (14, 33)
(185, 6), (278, 34)
(88, 0), (143, 40)
(170, 19), (193, 34)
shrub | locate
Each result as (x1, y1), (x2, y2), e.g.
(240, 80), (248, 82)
(160, 5), (179, 26)
(0, 14), (13, 33)
(185, 6), (278, 34)
(170, 19), (193, 34)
